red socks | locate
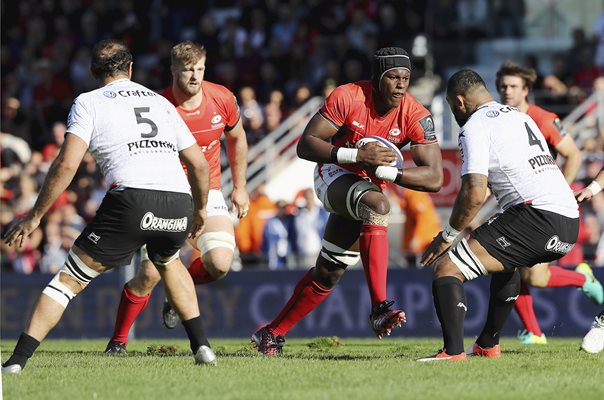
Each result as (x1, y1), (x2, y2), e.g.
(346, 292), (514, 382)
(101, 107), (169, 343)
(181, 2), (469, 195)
(514, 282), (543, 336)
(360, 224), (389, 308)
(110, 284), (151, 345)
(188, 257), (217, 285)
(546, 266), (586, 288)
(268, 270), (332, 336)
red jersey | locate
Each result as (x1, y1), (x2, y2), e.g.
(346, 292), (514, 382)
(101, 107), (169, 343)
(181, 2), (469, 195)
(319, 80), (436, 188)
(161, 82), (240, 190)
(526, 104), (567, 158)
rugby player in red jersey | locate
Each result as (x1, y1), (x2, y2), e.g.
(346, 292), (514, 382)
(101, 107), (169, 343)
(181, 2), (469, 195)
(495, 62), (602, 346)
(105, 41), (249, 355)
(251, 47), (443, 355)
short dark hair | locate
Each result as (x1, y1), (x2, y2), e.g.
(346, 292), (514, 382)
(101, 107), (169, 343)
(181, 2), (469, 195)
(446, 69), (487, 98)
(90, 39), (133, 79)
(495, 61), (537, 90)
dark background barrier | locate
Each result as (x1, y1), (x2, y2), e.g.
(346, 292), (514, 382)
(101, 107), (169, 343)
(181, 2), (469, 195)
(2, 269), (603, 340)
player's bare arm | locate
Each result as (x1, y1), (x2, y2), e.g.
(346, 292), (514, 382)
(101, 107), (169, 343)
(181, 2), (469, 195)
(555, 134), (582, 184)
(225, 118), (250, 218)
(2, 133), (88, 248)
(394, 142), (443, 192)
(180, 143), (210, 240)
(297, 113), (395, 166)
(420, 173), (487, 267)
(575, 166), (604, 203)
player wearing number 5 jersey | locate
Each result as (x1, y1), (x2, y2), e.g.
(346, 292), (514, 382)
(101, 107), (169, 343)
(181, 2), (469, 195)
(1, 40), (214, 374)
(418, 70), (578, 361)
(105, 42), (249, 356)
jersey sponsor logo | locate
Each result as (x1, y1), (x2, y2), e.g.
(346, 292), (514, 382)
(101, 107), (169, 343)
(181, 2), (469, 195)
(389, 128), (401, 136)
(419, 115), (436, 141)
(186, 110), (201, 116)
(103, 91), (117, 98)
(352, 120), (365, 129)
(140, 212), (188, 232)
(87, 232), (101, 244)
(505, 295), (519, 302)
(211, 115), (222, 124)
(127, 139), (178, 153)
(486, 110), (500, 118)
(544, 235), (575, 255)
(117, 89), (158, 98)
(199, 138), (220, 153)
(528, 154), (556, 170)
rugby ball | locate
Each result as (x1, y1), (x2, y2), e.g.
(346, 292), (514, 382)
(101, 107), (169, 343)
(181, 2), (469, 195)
(355, 136), (404, 169)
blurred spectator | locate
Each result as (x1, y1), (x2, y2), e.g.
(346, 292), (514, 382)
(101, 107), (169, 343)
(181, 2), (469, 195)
(594, 7), (604, 69)
(398, 188), (442, 267)
(492, 0), (525, 38)
(239, 86), (265, 144)
(1, 97), (33, 146)
(262, 199), (298, 270)
(294, 188), (328, 268)
(235, 183), (275, 266)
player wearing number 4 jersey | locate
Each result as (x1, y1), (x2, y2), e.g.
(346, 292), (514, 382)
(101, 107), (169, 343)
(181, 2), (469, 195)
(2, 40), (214, 374)
(104, 41), (249, 357)
(418, 70), (579, 362)
(496, 62), (602, 346)
(252, 47), (443, 355)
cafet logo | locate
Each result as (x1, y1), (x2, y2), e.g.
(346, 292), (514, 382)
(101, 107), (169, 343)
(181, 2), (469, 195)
(211, 115), (222, 124)
(389, 128), (401, 136)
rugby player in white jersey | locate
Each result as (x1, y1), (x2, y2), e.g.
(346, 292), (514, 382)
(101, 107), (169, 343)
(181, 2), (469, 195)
(418, 70), (579, 361)
(1, 39), (216, 374)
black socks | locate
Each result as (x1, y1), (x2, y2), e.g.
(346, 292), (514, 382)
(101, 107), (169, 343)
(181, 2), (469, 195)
(477, 270), (521, 348)
(3, 333), (40, 369)
(182, 316), (211, 354)
(433, 276), (467, 355)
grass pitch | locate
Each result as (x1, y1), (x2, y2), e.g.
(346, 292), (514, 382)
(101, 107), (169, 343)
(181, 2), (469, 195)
(1, 337), (602, 400)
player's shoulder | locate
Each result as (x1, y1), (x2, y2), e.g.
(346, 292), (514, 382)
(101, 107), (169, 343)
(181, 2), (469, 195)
(400, 92), (430, 116)
(202, 81), (235, 99)
(527, 103), (558, 123)
(329, 81), (371, 102)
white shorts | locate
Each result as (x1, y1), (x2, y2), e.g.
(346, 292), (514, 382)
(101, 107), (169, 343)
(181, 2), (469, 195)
(314, 164), (356, 214)
(207, 189), (230, 218)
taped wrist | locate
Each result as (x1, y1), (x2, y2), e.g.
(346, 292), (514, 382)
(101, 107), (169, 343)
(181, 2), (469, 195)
(441, 224), (461, 243)
(333, 147), (358, 164)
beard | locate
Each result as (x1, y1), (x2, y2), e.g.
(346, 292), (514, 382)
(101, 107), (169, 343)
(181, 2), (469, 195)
(177, 79), (201, 97)
(453, 109), (468, 127)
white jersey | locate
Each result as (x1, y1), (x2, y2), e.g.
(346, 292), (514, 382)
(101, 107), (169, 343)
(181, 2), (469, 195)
(459, 101), (578, 218)
(67, 79), (196, 194)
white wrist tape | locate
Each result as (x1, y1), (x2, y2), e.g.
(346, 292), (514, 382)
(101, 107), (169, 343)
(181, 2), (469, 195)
(336, 148), (358, 164)
(441, 224), (461, 243)
(587, 181), (602, 196)
(375, 166), (399, 182)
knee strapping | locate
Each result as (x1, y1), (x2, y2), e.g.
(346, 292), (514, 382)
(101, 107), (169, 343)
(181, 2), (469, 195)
(41, 250), (100, 308)
(196, 232), (236, 254)
(319, 240), (360, 267)
(357, 202), (389, 226)
(42, 274), (76, 308)
(447, 238), (488, 281)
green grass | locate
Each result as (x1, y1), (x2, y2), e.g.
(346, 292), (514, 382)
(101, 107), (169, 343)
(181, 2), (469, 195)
(2, 338), (602, 400)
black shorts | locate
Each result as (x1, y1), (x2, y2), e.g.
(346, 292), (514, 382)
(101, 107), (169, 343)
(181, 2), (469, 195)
(74, 188), (192, 267)
(471, 203), (579, 269)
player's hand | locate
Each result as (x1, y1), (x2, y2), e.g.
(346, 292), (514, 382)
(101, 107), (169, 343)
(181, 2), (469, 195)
(356, 142), (395, 167)
(188, 208), (207, 241)
(420, 232), (451, 268)
(2, 215), (41, 248)
(231, 186), (250, 219)
(574, 188), (593, 204)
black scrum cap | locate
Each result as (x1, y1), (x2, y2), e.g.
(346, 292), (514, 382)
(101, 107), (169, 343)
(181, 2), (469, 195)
(372, 47), (411, 90)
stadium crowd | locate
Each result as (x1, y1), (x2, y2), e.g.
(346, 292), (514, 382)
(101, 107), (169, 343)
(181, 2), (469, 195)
(1, 0), (604, 274)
